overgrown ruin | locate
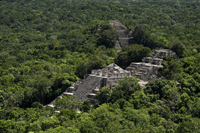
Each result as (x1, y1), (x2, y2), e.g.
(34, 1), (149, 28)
(127, 49), (178, 81)
(47, 63), (131, 107)
(46, 21), (179, 108)
(108, 20), (134, 50)
(47, 49), (178, 108)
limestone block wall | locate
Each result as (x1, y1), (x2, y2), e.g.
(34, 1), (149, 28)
(153, 49), (178, 59)
(142, 57), (163, 65)
(91, 70), (130, 78)
(126, 49), (178, 82)
(46, 48), (178, 108)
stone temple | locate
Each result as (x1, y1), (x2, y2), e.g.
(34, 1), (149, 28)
(47, 63), (131, 107)
(46, 19), (179, 108)
(126, 49), (178, 81)
(47, 49), (178, 107)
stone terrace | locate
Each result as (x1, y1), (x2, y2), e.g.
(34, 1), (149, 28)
(46, 63), (131, 107)
(108, 20), (133, 50)
(126, 49), (178, 82)
(46, 49), (178, 108)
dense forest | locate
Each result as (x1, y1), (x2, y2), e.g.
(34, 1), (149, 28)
(0, 0), (200, 132)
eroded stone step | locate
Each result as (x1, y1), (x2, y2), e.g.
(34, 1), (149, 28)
(87, 93), (97, 99)
(67, 86), (77, 92)
(87, 98), (98, 104)
(63, 92), (74, 96)
(134, 74), (143, 79)
(141, 65), (151, 69)
(138, 72), (145, 74)
(93, 89), (99, 94)
(74, 76), (102, 102)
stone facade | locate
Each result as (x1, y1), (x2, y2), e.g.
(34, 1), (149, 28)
(126, 49), (178, 81)
(153, 49), (178, 59)
(46, 63), (131, 107)
(47, 49), (178, 108)
(46, 49), (178, 108)
(126, 62), (160, 81)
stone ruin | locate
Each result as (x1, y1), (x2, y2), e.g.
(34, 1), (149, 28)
(126, 49), (178, 81)
(45, 19), (180, 110)
(47, 63), (131, 107)
(47, 49), (178, 108)
(108, 20), (134, 50)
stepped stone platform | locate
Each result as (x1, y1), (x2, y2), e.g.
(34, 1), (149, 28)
(45, 18), (179, 109)
(46, 49), (178, 108)
(126, 49), (178, 82)
(46, 63), (131, 107)
(108, 20), (133, 50)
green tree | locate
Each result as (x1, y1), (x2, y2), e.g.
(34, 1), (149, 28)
(132, 26), (157, 49)
(111, 77), (142, 102)
(175, 120), (200, 133)
(80, 99), (92, 112)
(170, 39), (186, 58)
(41, 117), (60, 131)
(97, 87), (111, 104)
(53, 95), (80, 110)
(114, 77), (141, 93)
(115, 44), (151, 68)
(83, 20), (119, 48)
(32, 102), (43, 109)
(158, 57), (182, 80)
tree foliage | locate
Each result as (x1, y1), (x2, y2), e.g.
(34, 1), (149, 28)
(0, 0), (200, 132)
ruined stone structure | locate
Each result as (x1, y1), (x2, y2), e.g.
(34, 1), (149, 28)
(126, 49), (178, 81)
(47, 63), (131, 107)
(47, 49), (178, 108)
(108, 20), (133, 50)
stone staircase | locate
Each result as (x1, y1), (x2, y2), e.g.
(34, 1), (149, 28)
(152, 49), (178, 59)
(126, 49), (178, 82)
(74, 75), (102, 102)
(46, 63), (132, 108)
(108, 20), (133, 50)
(46, 75), (102, 107)
(127, 62), (155, 81)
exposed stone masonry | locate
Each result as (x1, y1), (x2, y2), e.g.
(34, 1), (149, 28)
(46, 19), (180, 109)
(108, 20), (133, 50)
(126, 49), (178, 81)
(47, 64), (131, 107)
(46, 49), (178, 108)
